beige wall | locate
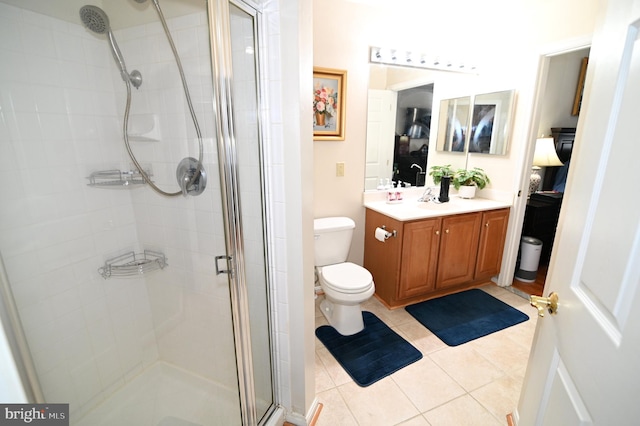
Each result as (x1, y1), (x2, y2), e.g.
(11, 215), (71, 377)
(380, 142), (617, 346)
(538, 49), (591, 136)
(313, 0), (598, 266)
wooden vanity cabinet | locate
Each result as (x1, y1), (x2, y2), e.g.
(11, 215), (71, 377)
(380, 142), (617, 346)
(435, 213), (482, 290)
(475, 208), (510, 280)
(364, 209), (405, 304)
(398, 217), (441, 298)
(364, 207), (510, 309)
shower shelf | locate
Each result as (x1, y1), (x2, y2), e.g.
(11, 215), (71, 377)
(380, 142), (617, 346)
(87, 169), (152, 189)
(98, 250), (167, 279)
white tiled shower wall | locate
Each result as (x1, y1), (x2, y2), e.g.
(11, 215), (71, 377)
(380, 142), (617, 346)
(0, 2), (247, 419)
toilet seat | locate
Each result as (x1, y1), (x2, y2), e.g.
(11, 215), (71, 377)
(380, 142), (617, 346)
(320, 262), (373, 294)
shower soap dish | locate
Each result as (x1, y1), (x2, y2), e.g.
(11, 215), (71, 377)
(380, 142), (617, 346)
(127, 114), (161, 141)
(87, 169), (152, 188)
(99, 250), (167, 279)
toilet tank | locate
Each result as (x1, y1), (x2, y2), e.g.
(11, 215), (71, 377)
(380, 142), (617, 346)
(313, 217), (355, 266)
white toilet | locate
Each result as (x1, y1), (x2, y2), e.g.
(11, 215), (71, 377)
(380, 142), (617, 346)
(314, 217), (375, 336)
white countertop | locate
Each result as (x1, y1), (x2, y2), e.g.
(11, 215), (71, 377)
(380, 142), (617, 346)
(363, 188), (512, 222)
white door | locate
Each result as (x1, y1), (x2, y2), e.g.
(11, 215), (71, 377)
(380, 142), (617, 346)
(517, 0), (640, 424)
(365, 89), (397, 190)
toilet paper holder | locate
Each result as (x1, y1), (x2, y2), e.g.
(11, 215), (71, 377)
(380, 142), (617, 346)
(381, 225), (397, 239)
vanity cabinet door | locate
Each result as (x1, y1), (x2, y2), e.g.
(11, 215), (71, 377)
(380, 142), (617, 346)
(436, 212), (482, 289)
(397, 217), (441, 299)
(475, 208), (510, 280)
(364, 209), (404, 305)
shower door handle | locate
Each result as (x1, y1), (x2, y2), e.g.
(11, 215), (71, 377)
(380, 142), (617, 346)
(215, 255), (233, 275)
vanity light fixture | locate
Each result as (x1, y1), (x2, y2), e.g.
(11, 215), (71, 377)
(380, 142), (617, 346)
(370, 47), (478, 74)
(529, 137), (564, 195)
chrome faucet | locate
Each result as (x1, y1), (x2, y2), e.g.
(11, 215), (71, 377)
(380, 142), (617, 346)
(418, 186), (436, 202)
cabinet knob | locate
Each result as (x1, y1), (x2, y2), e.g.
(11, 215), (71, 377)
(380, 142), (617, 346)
(445, 229), (450, 234)
(485, 222), (490, 227)
(435, 230), (440, 235)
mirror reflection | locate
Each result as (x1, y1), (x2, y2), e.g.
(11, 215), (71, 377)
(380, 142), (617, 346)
(436, 90), (515, 155)
(392, 90), (432, 187)
(469, 90), (515, 155)
(436, 96), (470, 152)
(365, 65), (476, 190)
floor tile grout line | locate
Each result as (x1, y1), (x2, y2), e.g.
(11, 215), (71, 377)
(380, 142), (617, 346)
(314, 284), (533, 425)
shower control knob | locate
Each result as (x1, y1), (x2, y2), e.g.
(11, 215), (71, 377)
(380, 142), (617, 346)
(176, 157), (207, 196)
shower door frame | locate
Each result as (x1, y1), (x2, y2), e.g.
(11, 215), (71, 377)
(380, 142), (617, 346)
(0, 0), (280, 424)
(209, 0), (279, 424)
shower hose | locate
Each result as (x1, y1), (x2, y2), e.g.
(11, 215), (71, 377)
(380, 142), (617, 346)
(123, 0), (204, 197)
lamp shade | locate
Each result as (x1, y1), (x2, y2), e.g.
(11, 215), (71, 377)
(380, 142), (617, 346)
(533, 137), (564, 167)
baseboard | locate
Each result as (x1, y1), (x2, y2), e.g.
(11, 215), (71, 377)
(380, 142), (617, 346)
(284, 398), (323, 426)
(308, 402), (323, 425)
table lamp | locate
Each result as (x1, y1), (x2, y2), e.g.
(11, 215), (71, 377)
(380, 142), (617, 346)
(529, 137), (563, 195)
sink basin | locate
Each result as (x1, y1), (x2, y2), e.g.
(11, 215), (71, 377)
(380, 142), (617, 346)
(416, 201), (455, 209)
(415, 196), (463, 209)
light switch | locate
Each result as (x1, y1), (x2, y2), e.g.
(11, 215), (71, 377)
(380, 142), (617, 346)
(336, 162), (345, 177)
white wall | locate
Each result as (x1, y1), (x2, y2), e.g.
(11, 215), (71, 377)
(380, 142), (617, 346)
(313, 0), (599, 265)
(271, 0), (317, 420)
(0, 3), (156, 416)
(538, 48), (591, 136)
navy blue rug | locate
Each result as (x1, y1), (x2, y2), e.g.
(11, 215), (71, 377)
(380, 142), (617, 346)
(315, 311), (422, 387)
(405, 289), (529, 346)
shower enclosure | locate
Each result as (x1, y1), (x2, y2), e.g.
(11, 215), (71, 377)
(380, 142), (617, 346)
(0, 0), (274, 424)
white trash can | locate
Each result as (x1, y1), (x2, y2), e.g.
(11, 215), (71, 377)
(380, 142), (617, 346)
(515, 236), (542, 282)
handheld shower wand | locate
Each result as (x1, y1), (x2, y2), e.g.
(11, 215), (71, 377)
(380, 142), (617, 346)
(79, 0), (206, 197)
(79, 5), (142, 89)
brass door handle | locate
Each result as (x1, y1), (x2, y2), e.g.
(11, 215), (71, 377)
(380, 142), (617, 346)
(530, 292), (558, 317)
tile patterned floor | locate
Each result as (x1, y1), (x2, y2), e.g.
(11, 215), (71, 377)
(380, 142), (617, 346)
(314, 284), (538, 426)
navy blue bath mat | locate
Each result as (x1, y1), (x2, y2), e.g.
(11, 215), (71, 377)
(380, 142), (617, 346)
(315, 311), (422, 387)
(405, 289), (529, 346)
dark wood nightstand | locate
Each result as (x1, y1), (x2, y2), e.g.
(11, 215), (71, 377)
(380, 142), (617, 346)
(522, 193), (563, 265)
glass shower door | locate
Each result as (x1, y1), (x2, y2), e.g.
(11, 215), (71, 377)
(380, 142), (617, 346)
(227, 3), (274, 422)
(0, 0), (273, 424)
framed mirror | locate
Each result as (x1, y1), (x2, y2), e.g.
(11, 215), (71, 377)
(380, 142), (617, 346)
(436, 96), (470, 153)
(436, 89), (515, 156)
(469, 90), (515, 155)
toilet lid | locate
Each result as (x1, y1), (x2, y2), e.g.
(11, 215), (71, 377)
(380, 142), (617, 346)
(321, 262), (373, 294)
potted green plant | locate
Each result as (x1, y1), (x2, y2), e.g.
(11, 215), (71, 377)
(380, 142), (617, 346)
(428, 164), (454, 185)
(452, 167), (491, 198)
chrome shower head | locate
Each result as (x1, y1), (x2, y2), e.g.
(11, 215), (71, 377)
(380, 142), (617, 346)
(79, 5), (142, 89)
(79, 5), (110, 34)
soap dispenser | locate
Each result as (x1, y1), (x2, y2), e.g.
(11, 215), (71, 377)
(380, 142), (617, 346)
(386, 183), (397, 203)
(439, 176), (450, 203)
(395, 181), (404, 202)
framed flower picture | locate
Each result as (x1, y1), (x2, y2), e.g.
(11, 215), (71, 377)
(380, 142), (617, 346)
(313, 67), (346, 141)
